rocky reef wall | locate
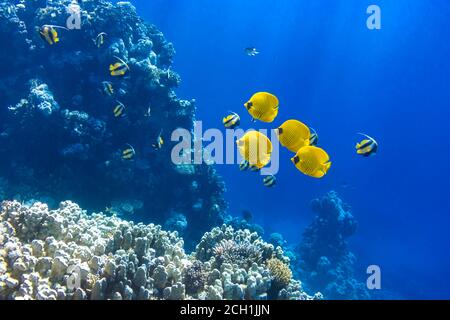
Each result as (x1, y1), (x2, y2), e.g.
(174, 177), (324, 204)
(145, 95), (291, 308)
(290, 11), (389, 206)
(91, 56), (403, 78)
(0, 0), (227, 245)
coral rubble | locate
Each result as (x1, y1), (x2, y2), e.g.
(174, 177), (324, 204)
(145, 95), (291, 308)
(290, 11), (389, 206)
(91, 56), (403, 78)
(294, 192), (370, 300)
(0, 0), (226, 245)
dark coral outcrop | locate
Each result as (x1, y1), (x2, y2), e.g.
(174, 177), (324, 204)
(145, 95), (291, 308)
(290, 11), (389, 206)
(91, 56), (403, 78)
(295, 191), (369, 299)
(0, 0), (226, 245)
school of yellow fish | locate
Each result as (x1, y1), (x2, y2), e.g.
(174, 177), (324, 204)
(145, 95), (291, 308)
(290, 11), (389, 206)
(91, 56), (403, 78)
(224, 91), (378, 186)
(38, 21), (377, 187)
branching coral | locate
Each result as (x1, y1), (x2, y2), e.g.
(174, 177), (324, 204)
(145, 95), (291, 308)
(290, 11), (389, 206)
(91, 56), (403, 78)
(213, 240), (262, 270)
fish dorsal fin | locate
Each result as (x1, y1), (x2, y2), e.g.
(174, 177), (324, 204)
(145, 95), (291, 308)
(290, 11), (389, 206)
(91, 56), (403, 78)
(44, 25), (69, 31)
(357, 132), (377, 145)
(113, 56), (130, 70)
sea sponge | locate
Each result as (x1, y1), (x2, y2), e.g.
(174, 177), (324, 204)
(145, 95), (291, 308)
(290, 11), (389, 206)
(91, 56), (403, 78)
(267, 258), (292, 290)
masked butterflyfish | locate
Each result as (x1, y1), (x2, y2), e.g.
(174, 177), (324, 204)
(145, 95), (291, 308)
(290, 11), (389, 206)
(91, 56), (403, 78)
(309, 127), (319, 146)
(291, 146), (332, 178)
(223, 112), (241, 129)
(237, 130), (273, 169)
(356, 133), (378, 157)
(277, 120), (311, 153)
(39, 25), (67, 45)
(244, 92), (279, 123)
(263, 175), (277, 188)
(110, 56), (129, 77)
(122, 144), (136, 160)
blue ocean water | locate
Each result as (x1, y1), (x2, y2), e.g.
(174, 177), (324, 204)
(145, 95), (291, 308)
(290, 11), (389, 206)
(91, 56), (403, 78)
(126, 0), (450, 299)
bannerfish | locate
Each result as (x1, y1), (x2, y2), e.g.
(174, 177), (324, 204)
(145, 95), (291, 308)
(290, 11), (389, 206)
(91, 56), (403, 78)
(356, 133), (378, 157)
(223, 112), (241, 129)
(39, 25), (67, 45)
(244, 92), (279, 123)
(144, 106), (151, 117)
(113, 101), (125, 118)
(277, 120), (311, 153)
(237, 130), (273, 170)
(102, 81), (114, 96)
(263, 175), (277, 188)
(309, 127), (319, 146)
(94, 32), (107, 48)
(245, 47), (259, 56)
(152, 131), (164, 150)
(291, 146), (332, 178)
(110, 56), (129, 77)
(239, 159), (250, 171)
(122, 144), (136, 160)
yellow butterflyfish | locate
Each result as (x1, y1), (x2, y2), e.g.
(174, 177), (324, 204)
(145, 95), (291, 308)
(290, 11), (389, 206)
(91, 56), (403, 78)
(277, 120), (311, 153)
(291, 146), (331, 178)
(244, 92), (279, 123)
(237, 130), (273, 169)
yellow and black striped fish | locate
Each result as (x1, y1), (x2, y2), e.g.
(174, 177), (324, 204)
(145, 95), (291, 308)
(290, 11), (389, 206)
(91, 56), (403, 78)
(122, 144), (136, 160)
(263, 175), (277, 188)
(109, 56), (129, 77)
(39, 25), (60, 45)
(356, 133), (378, 157)
(309, 127), (319, 146)
(152, 131), (164, 150)
(113, 101), (125, 118)
(94, 32), (107, 48)
(102, 81), (114, 96)
(223, 112), (241, 129)
(239, 159), (250, 171)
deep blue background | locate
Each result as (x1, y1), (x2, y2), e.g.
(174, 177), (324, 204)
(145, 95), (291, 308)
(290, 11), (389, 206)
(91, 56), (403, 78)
(123, 0), (450, 299)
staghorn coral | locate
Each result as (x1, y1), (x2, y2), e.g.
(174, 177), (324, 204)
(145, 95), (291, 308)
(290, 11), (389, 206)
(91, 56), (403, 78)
(294, 191), (370, 300)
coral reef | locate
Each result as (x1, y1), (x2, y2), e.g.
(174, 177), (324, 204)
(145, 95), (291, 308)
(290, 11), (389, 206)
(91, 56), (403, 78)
(0, 200), (319, 300)
(294, 191), (370, 300)
(183, 260), (207, 295)
(0, 200), (188, 300)
(194, 225), (319, 300)
(0, 0), (226, 245)
(266, 258), (292, 291)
